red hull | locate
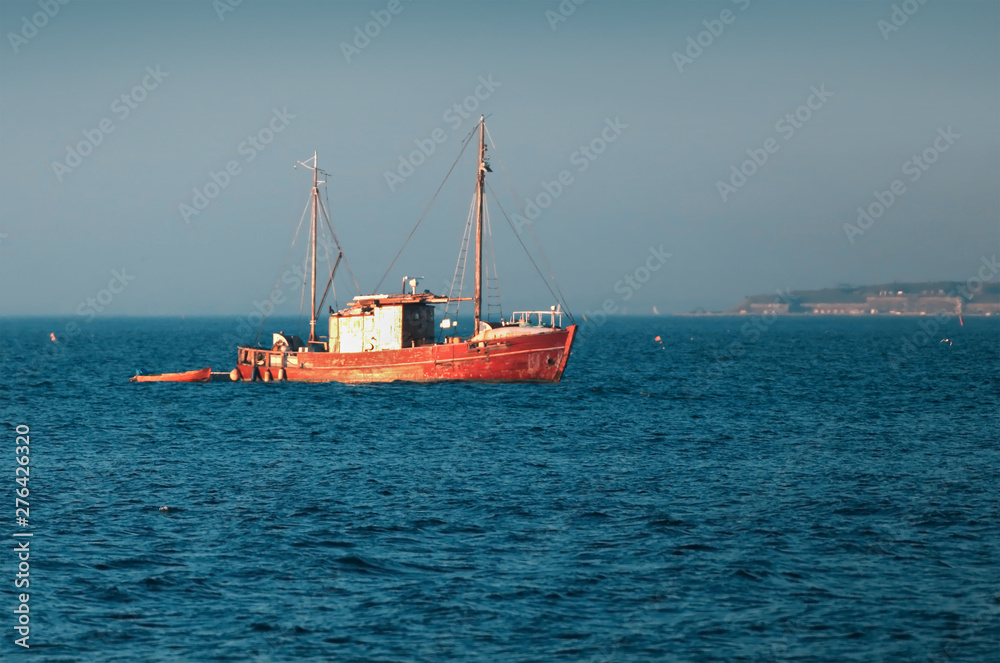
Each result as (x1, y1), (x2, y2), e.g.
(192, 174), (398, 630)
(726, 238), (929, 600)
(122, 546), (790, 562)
(131, 367), (212, 383)
(236, 326), (576, 383)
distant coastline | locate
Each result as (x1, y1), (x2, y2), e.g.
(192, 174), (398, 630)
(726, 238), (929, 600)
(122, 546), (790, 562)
(684, 281), (1000, 316)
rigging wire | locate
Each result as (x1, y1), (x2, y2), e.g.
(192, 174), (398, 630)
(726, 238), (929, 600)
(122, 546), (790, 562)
(312, 193), (349, 314)
(319, 186), (360, 295)
(486, 180), (575, 323)
(253, 195), (313, 345)
(372, 128), (478, 294)
(297, 243), (309, 335)
(445, 193), (477, 321)
(315, 210), (336, 313)
(483, 125), (574, 322)
(483, 198), (503, 320)
(250, 159), (366, 345)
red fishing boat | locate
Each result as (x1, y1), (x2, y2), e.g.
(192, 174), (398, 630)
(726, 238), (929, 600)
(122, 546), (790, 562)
(234, 117), (576, 383)
(131, 367), (212, 383)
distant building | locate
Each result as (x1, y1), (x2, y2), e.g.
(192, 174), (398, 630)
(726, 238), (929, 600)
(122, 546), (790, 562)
(965, 302), (999, 316)
(810, 303), (868, 315)
(866, 295), (909, 314)
(747, 302), (789, 315)
(914, 296), (961, 315)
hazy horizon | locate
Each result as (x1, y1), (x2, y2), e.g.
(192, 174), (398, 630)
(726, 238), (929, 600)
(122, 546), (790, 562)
(2, 274), (996, 321)
(1, 0), (997, 320)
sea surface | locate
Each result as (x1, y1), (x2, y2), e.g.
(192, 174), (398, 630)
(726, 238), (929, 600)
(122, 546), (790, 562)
(0, 315), (997, 662)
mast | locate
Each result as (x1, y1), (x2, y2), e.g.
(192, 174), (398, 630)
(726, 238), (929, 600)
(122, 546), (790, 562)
(309, 151), (318, 343)
(293, 151), (326, 344)
(474, 116), (485, 331)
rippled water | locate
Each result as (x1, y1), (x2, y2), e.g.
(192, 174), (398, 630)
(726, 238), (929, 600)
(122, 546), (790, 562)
(1, 315), (997, 661)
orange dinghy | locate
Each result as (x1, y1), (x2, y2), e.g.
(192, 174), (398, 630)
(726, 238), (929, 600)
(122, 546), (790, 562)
(130, 367), (212, 383)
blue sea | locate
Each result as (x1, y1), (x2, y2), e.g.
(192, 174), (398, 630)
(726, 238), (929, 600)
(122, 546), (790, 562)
(1, 315), (997, 662)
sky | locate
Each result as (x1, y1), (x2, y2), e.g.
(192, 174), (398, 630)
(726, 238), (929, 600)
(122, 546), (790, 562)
(0, 0), (997, 319)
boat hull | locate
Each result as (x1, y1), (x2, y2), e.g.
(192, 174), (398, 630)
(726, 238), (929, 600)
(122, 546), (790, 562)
(235, 325), (576, 383)
(131, 367), (212, 383)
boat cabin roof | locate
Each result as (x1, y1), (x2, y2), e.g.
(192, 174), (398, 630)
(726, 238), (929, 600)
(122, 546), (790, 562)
(345, 293), (471, 308)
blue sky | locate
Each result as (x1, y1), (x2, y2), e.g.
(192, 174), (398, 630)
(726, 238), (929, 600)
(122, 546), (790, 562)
(1, 0), (997, 317)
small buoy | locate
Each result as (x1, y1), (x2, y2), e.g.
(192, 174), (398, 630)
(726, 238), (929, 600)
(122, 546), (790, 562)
(159, 506), (169, 513)
(229, 369), (240, 382)
(262, 370), (271, 382)
(277, 368), (286, 381)
(49, 332), (57, 342)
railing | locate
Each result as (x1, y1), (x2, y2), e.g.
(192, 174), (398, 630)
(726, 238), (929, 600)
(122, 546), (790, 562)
(508, 306), (562, 328)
